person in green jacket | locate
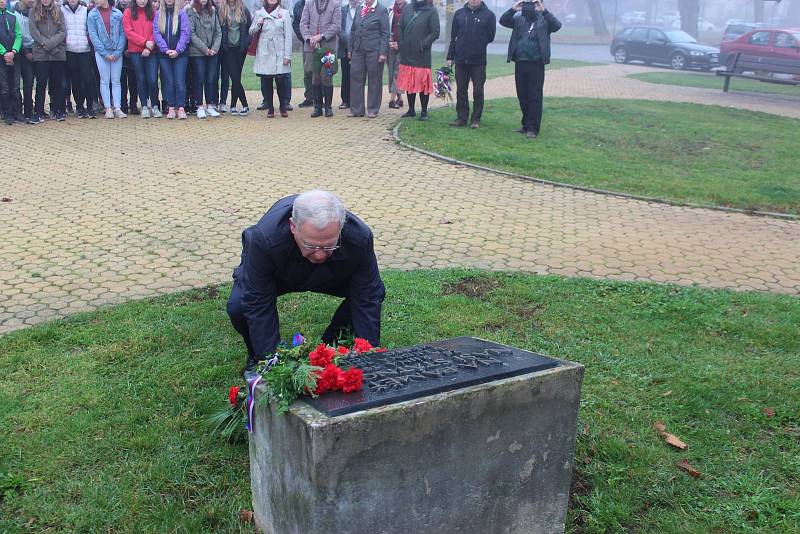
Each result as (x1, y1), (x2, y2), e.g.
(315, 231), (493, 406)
(0, 0), (23, 124)
(395, 0), (439, 120)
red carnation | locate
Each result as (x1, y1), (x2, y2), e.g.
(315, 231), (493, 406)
(309, 343), (336, 368)
(314, 364), (344, 395)
(341, 368), (364, 393)
(337, 345), (349, 355)
(375, 347), (387, 353)
(228, 386), (241, 406)
(353, 338), (373, 353)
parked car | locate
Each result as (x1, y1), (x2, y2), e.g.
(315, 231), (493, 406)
(610, 26), (720, 70)
(720, 28), (800, 69)
(722, 21), (763, 42)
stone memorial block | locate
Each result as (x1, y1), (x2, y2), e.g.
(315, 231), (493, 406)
(249, 337), (584, 534)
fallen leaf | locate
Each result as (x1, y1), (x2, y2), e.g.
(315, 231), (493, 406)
(762, 407), (776, 417)
(438, 218), (453, 225)
(24, 518), (35, 527)
(676, 459), (701, 478)
(662, 390), (673, 397)
(654, 421), (688, 450)
(1, 196), (13, 202)
(238, 510), (254, 523)
(742, 308), (749, 317)
(582, 457), (591, 465)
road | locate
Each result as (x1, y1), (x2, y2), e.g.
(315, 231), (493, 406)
(433, 42), (614, 64)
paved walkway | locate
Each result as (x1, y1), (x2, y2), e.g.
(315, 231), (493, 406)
(2, 64), (799, 334)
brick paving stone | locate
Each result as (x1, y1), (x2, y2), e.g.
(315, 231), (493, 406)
(1, 65), (800, 334)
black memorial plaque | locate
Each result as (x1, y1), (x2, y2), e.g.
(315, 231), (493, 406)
(305, 336), (560, 416)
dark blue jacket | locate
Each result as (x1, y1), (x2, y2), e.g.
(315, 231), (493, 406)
(499, 7), (561, 64)
(232, 195), (385, 358)
(446, 2), (495, 65)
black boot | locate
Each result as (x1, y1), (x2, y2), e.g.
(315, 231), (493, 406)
(310, 84), (323, 118)
(323, 86), (333, 117)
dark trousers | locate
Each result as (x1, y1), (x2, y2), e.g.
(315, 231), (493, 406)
(339, 55), (350, 105)
(349, 49), (384, 115)
(0, 61), (21, 118)
(220, 49), (248, 108)
(17, 53), (34, 117)
(218, 54), (229, 105)
(129, 52), (159, 107)
(227, 281), (355, 363)
(191, 55), (220, 105)
(66, 51), (97, 111)
(283, 72), (292, 104)
(455, 63), (486, 123)
(120, 57), (138, 111)
(33, 60), (65, 115)
(514, 60), (545, 134)
(302, 69), (312, 102)
(259, 73), (289, 111)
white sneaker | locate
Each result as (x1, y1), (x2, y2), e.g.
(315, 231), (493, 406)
(206, 106), (220, 117)
(218, 104), (228, 113)
(197, 107), (207, 119)
(151, 106), (163, 118)
(141, 106), (151, 118)
(114, 108), (127, 119)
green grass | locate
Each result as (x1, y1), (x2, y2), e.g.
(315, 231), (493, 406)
(1, 270), (799, 532)
(398, 97), (800, 215)
(240, 52), (592, 90)
(629, 71), (800, 97)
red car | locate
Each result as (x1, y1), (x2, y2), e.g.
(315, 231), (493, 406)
(720, 28), (800, 68)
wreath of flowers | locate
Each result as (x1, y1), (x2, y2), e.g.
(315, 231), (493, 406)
(209, 333), (384, 442)
(320, 49), (337, 78)
(434, 65), (454, 103)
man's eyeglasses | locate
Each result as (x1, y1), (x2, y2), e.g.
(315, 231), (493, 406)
(300, 236), (341, 253)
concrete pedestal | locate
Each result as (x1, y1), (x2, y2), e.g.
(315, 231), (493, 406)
(249, 358), (583, 534)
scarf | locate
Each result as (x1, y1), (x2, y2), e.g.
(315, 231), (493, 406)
(390, 1), (403, 41)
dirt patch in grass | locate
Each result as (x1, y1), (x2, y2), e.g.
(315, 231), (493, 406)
(177, 285), (221, 304)
(442, 276), (502, 299)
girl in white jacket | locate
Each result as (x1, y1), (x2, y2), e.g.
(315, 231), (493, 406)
(61, 0), (97, 117)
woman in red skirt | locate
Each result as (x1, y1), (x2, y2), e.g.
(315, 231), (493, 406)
(396, 0), (439, 120)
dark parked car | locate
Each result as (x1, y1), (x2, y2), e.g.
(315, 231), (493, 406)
(722, 21), (763, 42)
(611, 26), (720, 70)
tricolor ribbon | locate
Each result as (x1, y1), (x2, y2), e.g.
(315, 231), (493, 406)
(245, 374), (263, 432)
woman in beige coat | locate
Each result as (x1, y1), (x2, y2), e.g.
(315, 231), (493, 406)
(249, 0), (291, 117)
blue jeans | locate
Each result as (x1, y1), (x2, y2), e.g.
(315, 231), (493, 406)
(130, 52), (159, 107)
(94, 52), (123, 108)
(158, 54), (188, 108)
(191, 55), (219, 105)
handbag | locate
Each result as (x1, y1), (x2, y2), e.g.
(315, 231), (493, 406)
(247, 30), (260, 56)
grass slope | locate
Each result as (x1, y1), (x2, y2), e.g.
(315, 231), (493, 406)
(2, 271), (799, 532)
(240, 53), (592, 90)
(399, 98), (800, 215)
(629, 71), (800, 97)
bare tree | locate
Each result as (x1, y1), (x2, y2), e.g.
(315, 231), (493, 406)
(585, 0), (608, 36)
(753, 0), (765, 23)
(790, 0), (800, 25)
(678, 0), (699, 38)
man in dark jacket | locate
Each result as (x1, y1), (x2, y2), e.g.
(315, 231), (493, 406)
(227, 190), (386, 373)
(292, 0), (313, 107)
(499, 0), (560, 139)
(446, 0), (495, 129)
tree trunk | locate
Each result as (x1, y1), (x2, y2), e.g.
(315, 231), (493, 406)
(753, 0), (765, 23)
(585, 0), (608, 36)
(678, 0), (699, 38)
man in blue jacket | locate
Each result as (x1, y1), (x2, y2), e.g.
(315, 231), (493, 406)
(227, 190), (386, 373)
(446, 0), (495, 129)
(499, 0), (560, 139)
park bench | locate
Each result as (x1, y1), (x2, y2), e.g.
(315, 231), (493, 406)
(717, 52), (800, 92)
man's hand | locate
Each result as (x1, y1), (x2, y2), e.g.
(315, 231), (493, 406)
(389, 41), (398, 50)
(534, 0), (544, 12)
(378, 54), (386, 64)
(3, 51), (14, 65)
(283, 58), (290, 66)
(512, 0), (523, 12)
(348, 51), (352, 60)
(310, 34), (322, 47)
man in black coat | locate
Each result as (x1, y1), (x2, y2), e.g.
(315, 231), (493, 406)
(292, 0), (314, 107)
(227, 190), (386, 373)
(499, 0), (560, 139)
(446, 0), (495, 129)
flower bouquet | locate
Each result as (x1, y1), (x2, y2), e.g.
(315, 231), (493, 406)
(209, 333), (382, 442)
(434, 65), (454, 103)
(315, 48), (338, 77)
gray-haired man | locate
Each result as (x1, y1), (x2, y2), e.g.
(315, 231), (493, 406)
(227, 190), (386, 372)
